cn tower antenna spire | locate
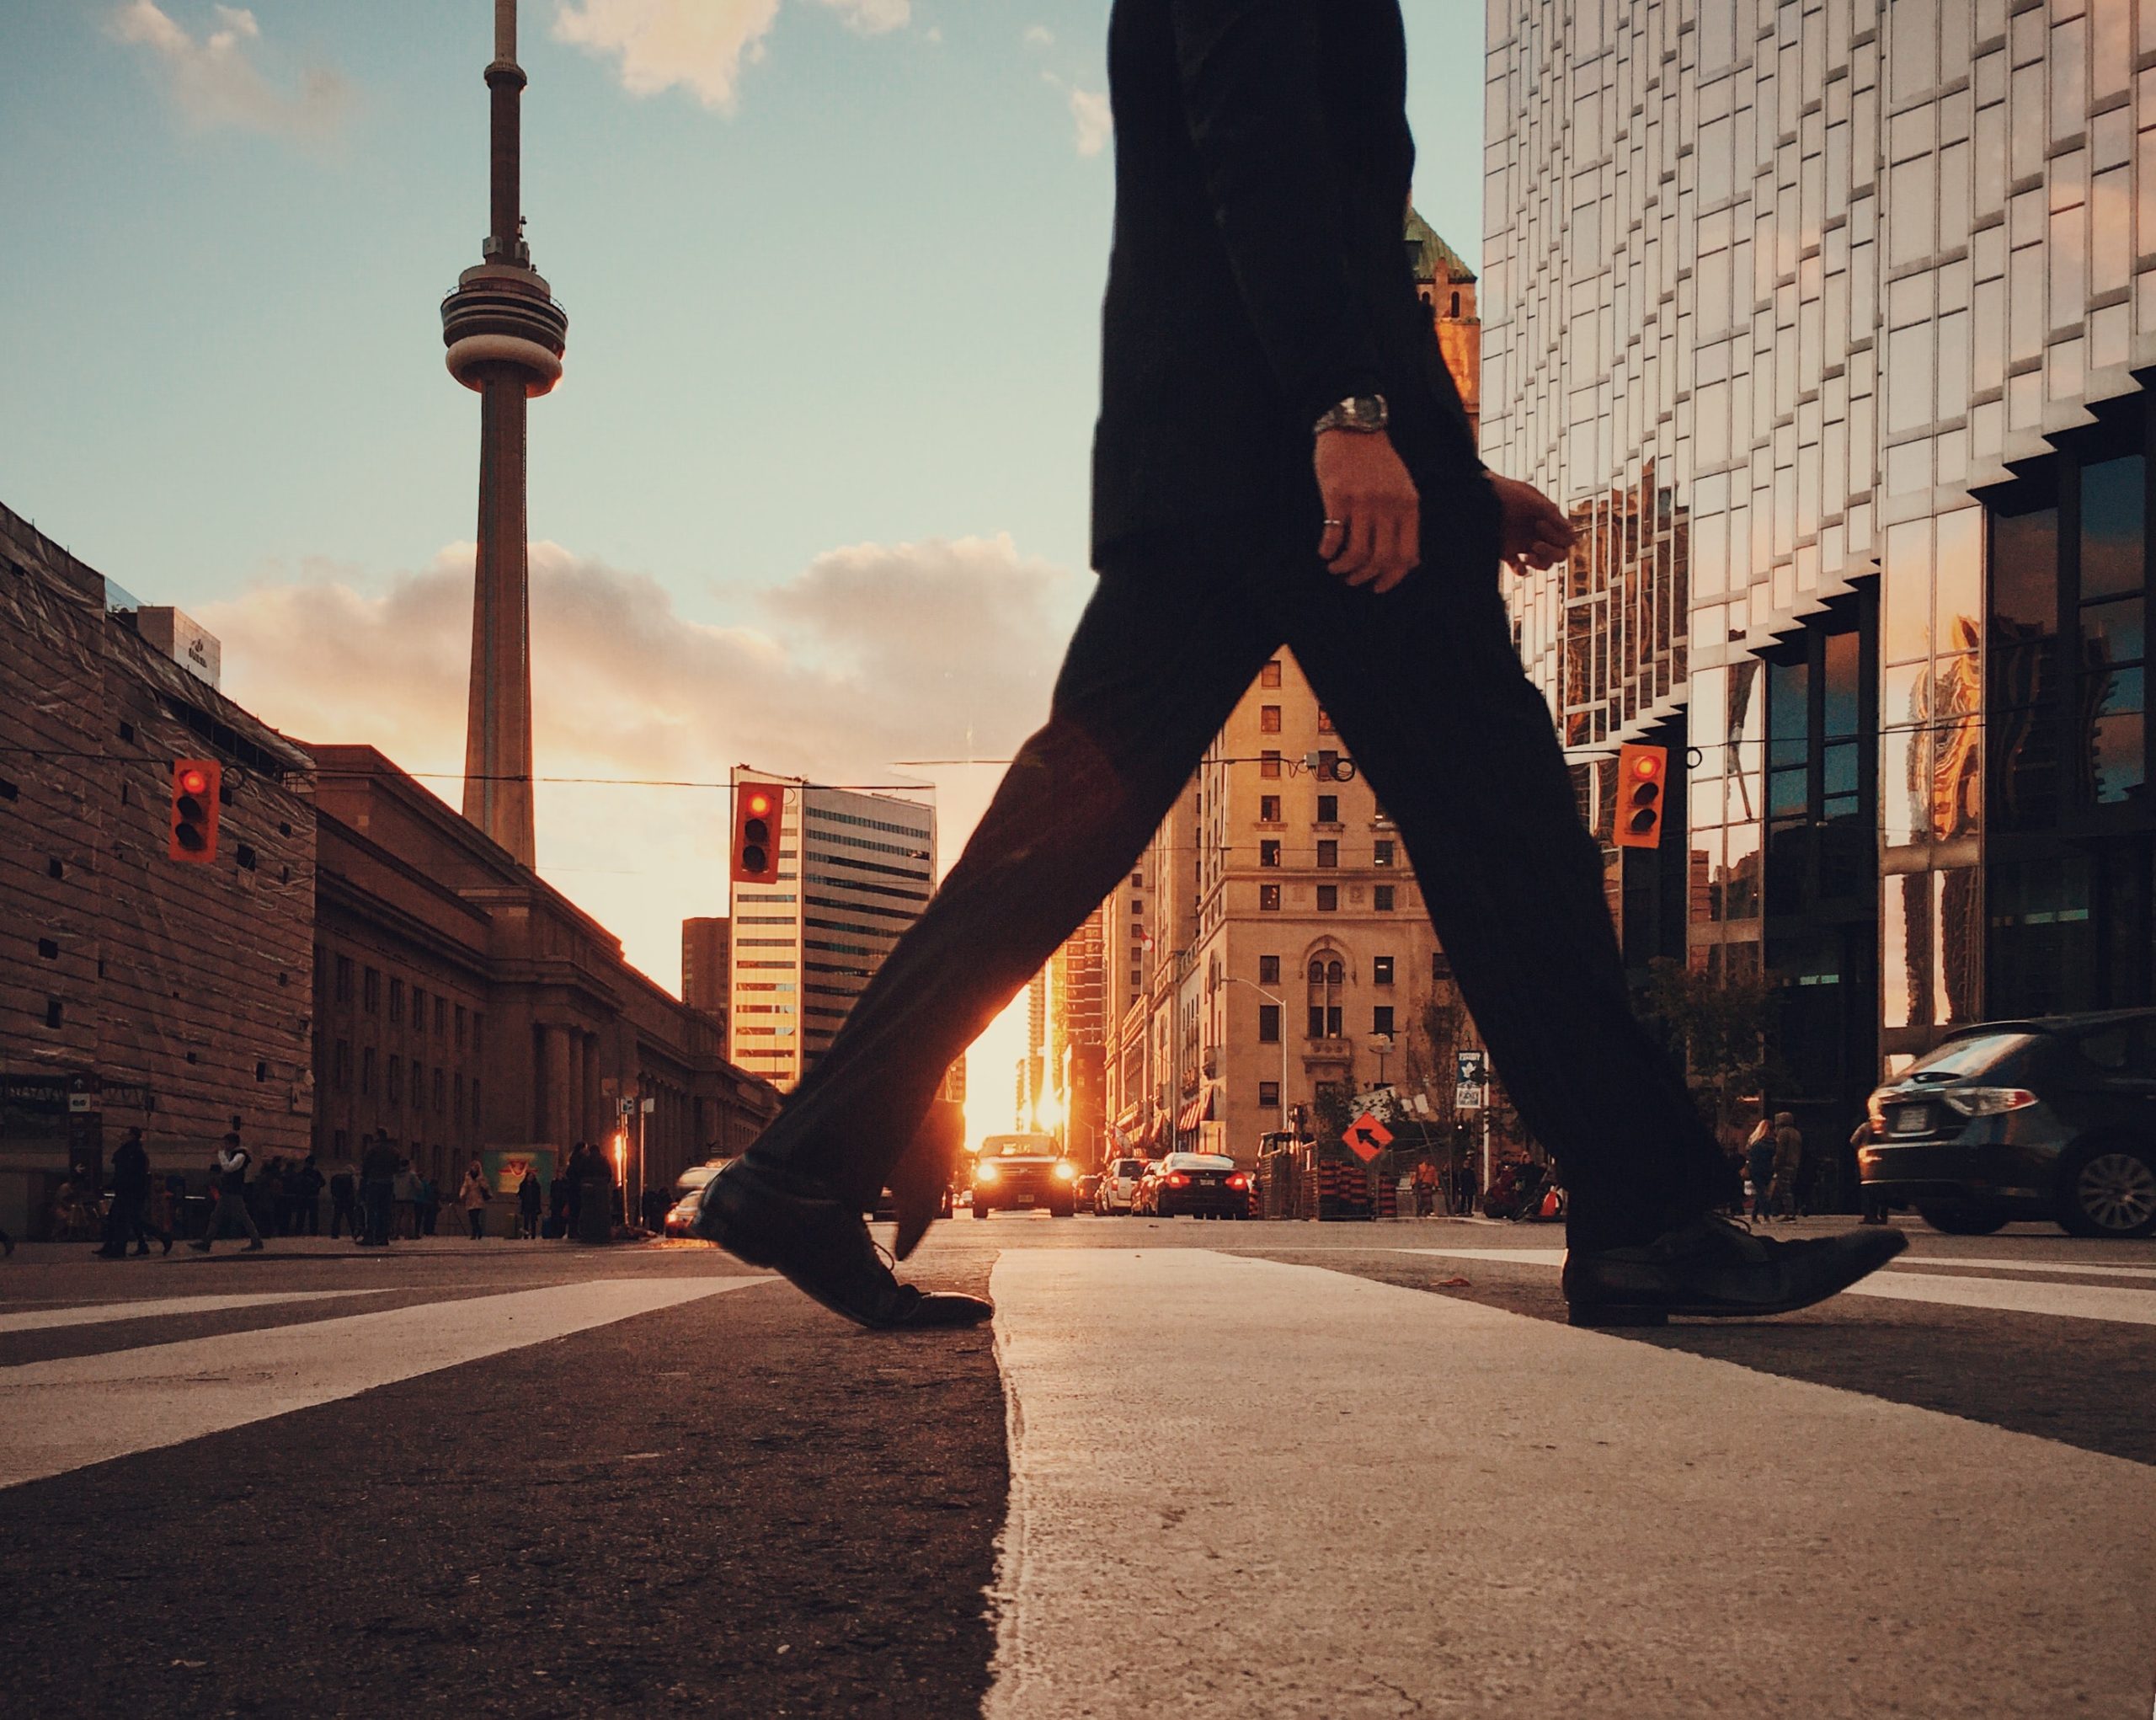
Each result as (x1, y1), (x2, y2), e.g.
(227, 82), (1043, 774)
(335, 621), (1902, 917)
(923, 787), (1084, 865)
(441, 0), (567, 869)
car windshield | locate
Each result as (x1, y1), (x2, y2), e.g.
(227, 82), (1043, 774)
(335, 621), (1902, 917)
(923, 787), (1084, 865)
(1169, 1154), (1235, 1170)
(1114, 1161), (1143, 1176)
(1906, 1032), (2036, 1082)
(675, 1164), (719, 1192)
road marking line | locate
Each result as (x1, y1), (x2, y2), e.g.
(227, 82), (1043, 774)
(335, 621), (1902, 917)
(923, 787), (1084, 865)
(1890, 1254), (2156, 1281)
(1393, 1247), (2156, 1325)
(0, 1290), (392, 1337)
(0, 1275), (770, 1489)
(988, 1250), (2156, 1720)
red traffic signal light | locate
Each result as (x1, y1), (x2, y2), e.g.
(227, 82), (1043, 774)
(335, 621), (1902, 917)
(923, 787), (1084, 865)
(1614, 744), (1667, 851)
(730, 782), (781, 884)
(168, 758), (222, 863)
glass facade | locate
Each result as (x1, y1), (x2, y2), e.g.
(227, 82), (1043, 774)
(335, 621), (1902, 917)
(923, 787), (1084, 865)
(1486, 0), (2156, 1104)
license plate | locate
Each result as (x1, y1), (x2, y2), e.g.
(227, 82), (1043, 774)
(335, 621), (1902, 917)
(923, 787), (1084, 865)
(1890, 1104), (1932, 1135)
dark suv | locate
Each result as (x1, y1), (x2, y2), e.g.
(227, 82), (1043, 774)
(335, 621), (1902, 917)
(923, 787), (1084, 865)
(1860, 1010), (2156, 1238)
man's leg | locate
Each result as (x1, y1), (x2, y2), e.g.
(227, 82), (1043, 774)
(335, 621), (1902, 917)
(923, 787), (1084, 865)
(1257, 488), (1726, 1255)
(749, 541), (1278, 1207)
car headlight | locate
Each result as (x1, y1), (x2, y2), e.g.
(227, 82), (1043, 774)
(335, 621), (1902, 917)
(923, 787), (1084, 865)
(1053, 1162), (1077, 1182)
(1942, 1087), (2039, 1117)
(975, 1163), (1000, 1183)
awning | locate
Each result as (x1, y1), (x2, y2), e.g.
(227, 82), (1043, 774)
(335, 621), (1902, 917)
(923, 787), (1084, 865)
(1176, 1084), (1217, 1133)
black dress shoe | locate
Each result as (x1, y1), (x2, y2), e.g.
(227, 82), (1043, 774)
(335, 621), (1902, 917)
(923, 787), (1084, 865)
(696, 1157), (993, 1332)
(1562, 1214), (1907, 1327)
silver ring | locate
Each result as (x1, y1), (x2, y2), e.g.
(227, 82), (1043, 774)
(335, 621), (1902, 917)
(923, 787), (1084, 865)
(1322, 518), (1345, 529)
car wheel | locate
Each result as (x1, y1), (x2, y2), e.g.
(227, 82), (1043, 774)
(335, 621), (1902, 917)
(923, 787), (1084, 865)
(2057, 1140), (2156, 1238)
(1915, 1199), (2011, 1236)
(1049, 1202), (1074, 1219)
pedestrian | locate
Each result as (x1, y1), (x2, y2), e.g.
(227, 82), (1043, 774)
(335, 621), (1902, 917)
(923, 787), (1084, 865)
(392, 1160), (421, 1240)
(328, 1158), (360, 1240)
(547, 1171), (571, 1239)
(1771, 1113), (1805, 1222)
(1742, 1112), (1774, 1223)
(191, 1133), (264, 1253)
(291, 1154), (325, 1237)
(517, 1166), (543, 1239)
(563, 1143), (588, 1234)
(96, 1126), (171, 1258)
(685, 0), (1905, 1329)
(460, 1160), (490, 1241)
(419, 1167), (440, 1237)
(1854, 1119), (1892, 1226)
(359, 1132), (398, 1247)
(640, 1183), (670, 1235)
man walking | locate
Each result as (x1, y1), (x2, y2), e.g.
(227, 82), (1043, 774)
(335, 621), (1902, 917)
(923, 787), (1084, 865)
(359, 1132), (399, 1248)
(191, 1133), (264, 1254)
(696, 0), (1904, 1329)
(1770, 1113), (1806, 1223)
(96, 1126), (171, 1258)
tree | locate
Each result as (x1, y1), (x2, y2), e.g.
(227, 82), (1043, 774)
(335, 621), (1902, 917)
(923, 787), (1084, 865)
(1640, 958), (1788, 1137)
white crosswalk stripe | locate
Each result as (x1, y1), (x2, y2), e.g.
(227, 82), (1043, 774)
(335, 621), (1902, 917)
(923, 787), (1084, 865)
(986, 1249), (2156, 1720)
(1393, 1247), (2156, 1326)
(0, 1275), (771, 1489)
(0, 1290), (391, 1337)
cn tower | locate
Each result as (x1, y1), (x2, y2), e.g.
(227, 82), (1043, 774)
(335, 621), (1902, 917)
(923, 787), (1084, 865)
(440, 0), (567, 869)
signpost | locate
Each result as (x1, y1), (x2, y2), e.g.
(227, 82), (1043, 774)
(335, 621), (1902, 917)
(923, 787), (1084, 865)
(1454, 1051), (1492, 1199)
(1342, 1111), (1394, 1164)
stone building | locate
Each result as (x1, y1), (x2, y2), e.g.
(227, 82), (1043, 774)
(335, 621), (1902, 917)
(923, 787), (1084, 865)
(1483, 0), (2156, 1140)
(680, 916), (730, 1028)
(1409, 207), (1483, 443)
(0, 504), (317, 1236)
(308, 746), (779, 1202)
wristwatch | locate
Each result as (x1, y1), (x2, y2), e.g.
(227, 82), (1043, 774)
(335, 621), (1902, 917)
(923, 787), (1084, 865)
(1313, 394), (1390, 435)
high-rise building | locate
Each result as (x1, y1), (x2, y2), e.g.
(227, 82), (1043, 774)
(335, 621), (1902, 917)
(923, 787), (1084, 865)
(1484, 2), (2156, 1144)
(441, 0), (568, 870)
(1049, 910), (1107, 1165)
(680, 916), (730, 1026)
(726, 769), (935, 1092)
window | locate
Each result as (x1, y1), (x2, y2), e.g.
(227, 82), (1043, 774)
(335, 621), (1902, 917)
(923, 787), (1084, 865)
(1260, 839), (1281, 868)
(1317, 841), (1338, 868)
(1374, 885), (1396, 911)
(1260, 795), (1282, 822)
(363, 968), (380, 1013)
(1131, 900), (1144, 915)
(1433, 950), (1453, 981)
(454, 1072), (465, 1127)
(1131, 871), (1144, 886)
(1258, 955), (1281, 985)
(1317, 884), (1339, 911)
(360, 1047), (376, 1096)
(1373, 956), (1394, 986)
(472, 1079), (482, 1127)
(411, 986), (426, 1029)
(456, 1005), (467, 1050)
(1260, 705), (1283, 734)
(387, 1057), (403, 1106)
(389, 978), (404, 1024)
(1257, 1004), (1281, 1043)
(335, 956), (354, 1004)
(1261, 660), (1283, 688)
(2078, 455), (2147, 808)
(1317, 709), (1334, 732)
(472, 1013), (483, 1055)
(1261, 750), (1282, 779)
(435, 997), (446, 1037)
(1306, 959), (1345, 1038)
(1258, 1081), (1281, 1108)
(1260, 884), (1281, 912)
(434, 1068), (446, 1113)
(1374, 840), (1396, 868)
(334, 1040), (351, 1091)
(1316, 795), (1339, 823)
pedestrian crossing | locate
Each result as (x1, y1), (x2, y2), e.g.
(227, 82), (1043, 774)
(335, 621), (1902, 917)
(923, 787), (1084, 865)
(0, 1275), (771, 1489)
(985, 1249), (2156, 1720)
(0, 1290), (390, 1336)
(1394, 1246), (2156, 1327)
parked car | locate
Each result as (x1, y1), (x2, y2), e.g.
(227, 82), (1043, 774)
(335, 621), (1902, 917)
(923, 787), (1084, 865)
(1143, 1151), (1251, 1220)
(662, 1189), (705, 1238)
(1075, 1172), (1102, 1211)
(971, 1134), (1079, 1218)
(1095, 1156), (1147, 1215)
(1860, 1010), (2156, 1238)
(873, 1181), (955, 1222)
(673, 1161), (725, 1199)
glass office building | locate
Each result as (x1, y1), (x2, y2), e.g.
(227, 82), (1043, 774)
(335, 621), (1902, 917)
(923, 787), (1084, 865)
(1484, 1), (2156, 1128)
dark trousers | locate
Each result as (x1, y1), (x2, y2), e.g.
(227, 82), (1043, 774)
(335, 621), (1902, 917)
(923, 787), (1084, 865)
(467, 1209), (485, 1241)
(361, 1181), (393, 1247)
(330, 1193), (359, 1238)
(744, 491), (1724, 1253)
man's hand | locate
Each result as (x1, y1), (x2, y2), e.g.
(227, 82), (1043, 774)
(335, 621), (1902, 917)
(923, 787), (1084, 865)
(1491, 473), (1573, 574)
(1315, 430), (1421, 593)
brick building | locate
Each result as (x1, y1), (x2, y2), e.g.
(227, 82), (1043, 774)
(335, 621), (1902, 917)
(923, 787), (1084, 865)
(309, 745), (779, 1201)
(0, 504), (316, 1236)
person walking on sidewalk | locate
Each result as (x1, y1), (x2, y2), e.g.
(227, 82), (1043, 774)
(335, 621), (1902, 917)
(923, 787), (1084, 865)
(1746, 1118), (1777, 1225)
(1770, 1114), (1805, 1222)
(517, 1166), (543, 1239)
(459, 1161), (490, 1241)
(328, 1157), (360, 1240)
(191, 1134), (264, 1254)
(359, 1133), (398, 1247)
(691, 0), (1905, 1329)
(290, 1154), (325, 1237)
(96, 1127), (171, 1258)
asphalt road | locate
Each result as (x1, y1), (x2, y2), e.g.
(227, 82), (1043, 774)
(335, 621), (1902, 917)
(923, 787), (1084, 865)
(0, 1215), (2150, 1717)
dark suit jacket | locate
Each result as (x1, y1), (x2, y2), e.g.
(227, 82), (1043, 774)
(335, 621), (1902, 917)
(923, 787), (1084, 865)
(1092, 0), (1483, 561)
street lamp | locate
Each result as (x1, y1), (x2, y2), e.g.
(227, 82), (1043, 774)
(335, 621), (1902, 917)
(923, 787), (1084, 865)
(1221, 975), (1289, 1136)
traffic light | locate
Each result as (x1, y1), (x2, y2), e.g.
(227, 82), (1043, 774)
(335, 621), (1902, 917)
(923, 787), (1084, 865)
(1614, 744), (1667, 850)
(168, 759), (222, 863)
(730, 782), (781, 884)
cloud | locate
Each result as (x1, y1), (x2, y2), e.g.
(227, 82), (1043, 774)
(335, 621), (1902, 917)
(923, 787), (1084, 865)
(106, 2), (351, 140)
(552, 0), (908, 110)
(1024, 24), (1055, 48)
(1068, 87), (1111, 158)
(201, 535), (1075, 988)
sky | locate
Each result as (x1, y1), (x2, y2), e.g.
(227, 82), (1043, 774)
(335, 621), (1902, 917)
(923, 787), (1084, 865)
(0, 0), (1486, 1135)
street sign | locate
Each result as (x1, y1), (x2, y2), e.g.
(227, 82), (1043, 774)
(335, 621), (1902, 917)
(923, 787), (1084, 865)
(1454, 1050), (1487, 1114)
(1342, 1111), (1394, 1163)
